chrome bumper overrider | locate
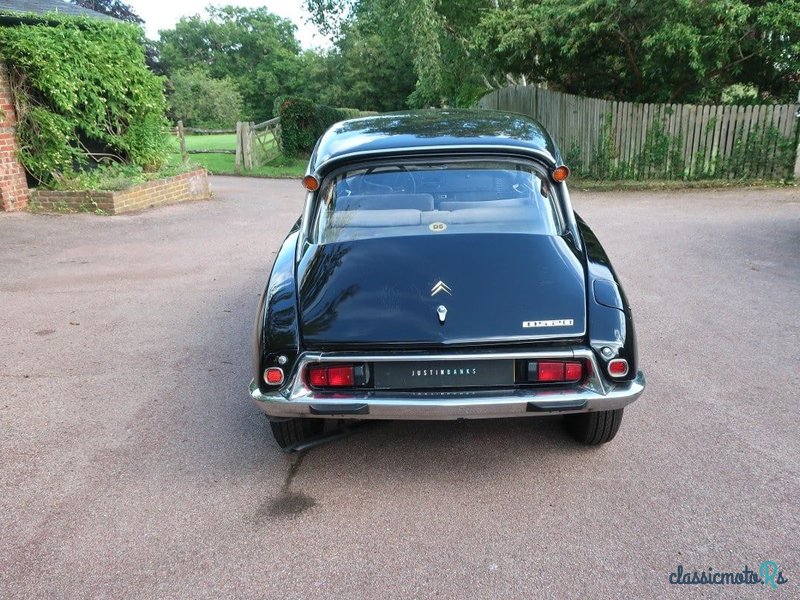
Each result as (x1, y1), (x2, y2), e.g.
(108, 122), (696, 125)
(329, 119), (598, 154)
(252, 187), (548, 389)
(249, 349), (645, 420)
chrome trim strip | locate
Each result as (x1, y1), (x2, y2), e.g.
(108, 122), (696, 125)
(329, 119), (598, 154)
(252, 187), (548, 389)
(298, 190), (315, 249)
(558, 181), (582, 252)
(249, 349), (645, 420)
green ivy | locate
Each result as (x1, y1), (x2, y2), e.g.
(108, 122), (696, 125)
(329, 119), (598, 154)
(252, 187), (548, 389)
(274, 96), (318, 156)
(274, 95), (373, 156)
(0, 15), (169, 184)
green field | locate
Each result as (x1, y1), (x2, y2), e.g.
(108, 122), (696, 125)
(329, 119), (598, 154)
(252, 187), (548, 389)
(169, 133), (307, 178)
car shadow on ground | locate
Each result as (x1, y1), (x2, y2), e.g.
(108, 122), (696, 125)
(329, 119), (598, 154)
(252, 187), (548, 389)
(250, 415), (608, 522)
(192, 280), (610, 497)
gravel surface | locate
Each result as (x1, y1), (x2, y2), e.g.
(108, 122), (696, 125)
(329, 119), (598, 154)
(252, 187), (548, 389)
(1, 177), (798, 599)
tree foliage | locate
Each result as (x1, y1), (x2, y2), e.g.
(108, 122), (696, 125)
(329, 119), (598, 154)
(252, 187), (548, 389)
(69, 0), (144, 24)
(306, 0), (491, 107)
(0, 17), (168, 184)
(158, 6), (303, 122)
(299, 21), (417, 112)
(307, 0), (800, 105)
(474, 0), (800, 103)
(167, 68), (244, 129)
(153, 1), (799, 129)
(157, 4), (421, 117)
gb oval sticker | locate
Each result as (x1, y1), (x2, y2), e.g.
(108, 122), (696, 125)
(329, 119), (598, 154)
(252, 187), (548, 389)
(429, 222), (447, 232)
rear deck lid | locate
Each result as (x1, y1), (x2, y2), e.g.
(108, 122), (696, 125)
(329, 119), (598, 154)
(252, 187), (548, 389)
(297, 233), (586, 347)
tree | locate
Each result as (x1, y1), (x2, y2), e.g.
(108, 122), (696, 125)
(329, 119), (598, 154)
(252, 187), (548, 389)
(305, 0), (494, 108)
(69, 0), (144, 24)
(307, 0), (799, 105)
(299, 20), (418, 112)
(167, 68), (244, 128)
(158, 6), (303, 122)
(473, 0), (800, 103)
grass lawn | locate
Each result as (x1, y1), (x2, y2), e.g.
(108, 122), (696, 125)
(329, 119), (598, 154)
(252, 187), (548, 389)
(169, 133), (307, 178)
(179, 133), (237, 152)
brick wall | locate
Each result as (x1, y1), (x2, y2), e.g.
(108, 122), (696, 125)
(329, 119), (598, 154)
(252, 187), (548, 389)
(30, 169), (210, 215)
(0, 63), (29, 211)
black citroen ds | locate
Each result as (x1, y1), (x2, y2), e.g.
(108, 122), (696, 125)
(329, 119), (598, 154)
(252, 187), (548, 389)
(250, 109), (645, 449)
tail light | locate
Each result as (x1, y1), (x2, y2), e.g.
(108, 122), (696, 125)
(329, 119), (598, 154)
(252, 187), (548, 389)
(307, 364), (366, 389)
(327, 366), (354, 387)
(308, 366), (328, 387)
(607, 359), (629, 377)
(526, 360), (584, 383)
(537, 361), (566, 382)
(565, 362), (583, 381)
(264, 367), (284, 385)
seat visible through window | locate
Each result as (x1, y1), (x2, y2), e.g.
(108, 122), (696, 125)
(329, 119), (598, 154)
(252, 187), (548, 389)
(335, 194), (435, 212)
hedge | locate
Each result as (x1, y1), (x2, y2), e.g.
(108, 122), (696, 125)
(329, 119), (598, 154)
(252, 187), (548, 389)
(274, 96), (373, 156)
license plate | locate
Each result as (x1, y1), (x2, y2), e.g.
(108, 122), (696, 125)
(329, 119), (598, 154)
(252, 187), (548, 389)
(372, 359), (514, 389)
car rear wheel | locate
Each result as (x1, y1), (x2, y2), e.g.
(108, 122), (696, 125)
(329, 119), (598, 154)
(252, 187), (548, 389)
(563, 409), (624, 445)
(269, 417), (325, 449)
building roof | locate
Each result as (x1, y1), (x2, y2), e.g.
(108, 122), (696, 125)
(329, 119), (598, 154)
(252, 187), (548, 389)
(0, 0), (112, 19)
(310, 109), (562, 174)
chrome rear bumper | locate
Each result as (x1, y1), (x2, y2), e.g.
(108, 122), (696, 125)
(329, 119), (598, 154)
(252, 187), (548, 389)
(249, 349), (645, 420)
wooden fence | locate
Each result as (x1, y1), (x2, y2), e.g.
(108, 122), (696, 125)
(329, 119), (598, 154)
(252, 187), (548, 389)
(174, 118), (281, 171)
(477, 86), (800, 180)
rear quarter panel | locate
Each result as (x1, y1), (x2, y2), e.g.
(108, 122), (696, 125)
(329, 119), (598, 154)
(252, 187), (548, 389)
(254, 224), (301, 393)
(576, 214), (639, 380)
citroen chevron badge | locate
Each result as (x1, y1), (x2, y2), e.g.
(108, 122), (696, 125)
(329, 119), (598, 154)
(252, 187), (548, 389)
(431, 281), (452, 296)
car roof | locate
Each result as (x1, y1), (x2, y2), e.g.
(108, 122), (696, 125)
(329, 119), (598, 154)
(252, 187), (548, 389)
(309, 109), (562, 174)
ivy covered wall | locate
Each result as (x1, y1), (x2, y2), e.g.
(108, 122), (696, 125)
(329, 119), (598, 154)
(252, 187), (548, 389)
(0, 15), (169, 186)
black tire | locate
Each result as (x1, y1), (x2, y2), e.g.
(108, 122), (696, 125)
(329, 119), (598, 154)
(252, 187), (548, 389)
(563, 409), (624, 445)
(269, 417), (325, 449)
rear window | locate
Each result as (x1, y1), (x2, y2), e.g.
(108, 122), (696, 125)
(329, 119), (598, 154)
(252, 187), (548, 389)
(313, 160), (562, 244)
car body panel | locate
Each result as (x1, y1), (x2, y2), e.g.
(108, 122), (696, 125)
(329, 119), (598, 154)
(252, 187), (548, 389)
(251, 109), (643, 419)
(576, 214), (639, 381)
(253, 223), (301, 394)
(296, 232), (587, 348)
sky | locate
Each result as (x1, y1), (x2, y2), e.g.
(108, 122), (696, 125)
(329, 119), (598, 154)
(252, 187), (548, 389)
(122, 0), (330, 49)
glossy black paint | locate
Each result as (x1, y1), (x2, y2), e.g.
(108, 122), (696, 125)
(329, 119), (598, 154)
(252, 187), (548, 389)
(296, 233), (586, 348)
(253, 222), (302, 394)
(576, 214), (638, 381)
(310, 110), (563, 175)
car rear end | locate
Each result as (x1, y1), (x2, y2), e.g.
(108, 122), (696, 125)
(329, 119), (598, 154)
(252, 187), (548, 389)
(251, 151), (644, 447)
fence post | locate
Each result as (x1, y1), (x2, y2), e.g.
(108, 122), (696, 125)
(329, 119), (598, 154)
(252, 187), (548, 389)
(235, 121), (242, 173)
(176, 120), (188, 166)
(250, 122), (256, 168)
(794, 132), (800, 179)
(243, 122), (253, 170)
(794, 93), (800, 179)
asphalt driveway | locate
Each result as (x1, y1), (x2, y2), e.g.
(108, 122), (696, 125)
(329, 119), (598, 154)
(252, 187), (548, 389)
(1, 177), (798, 598)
